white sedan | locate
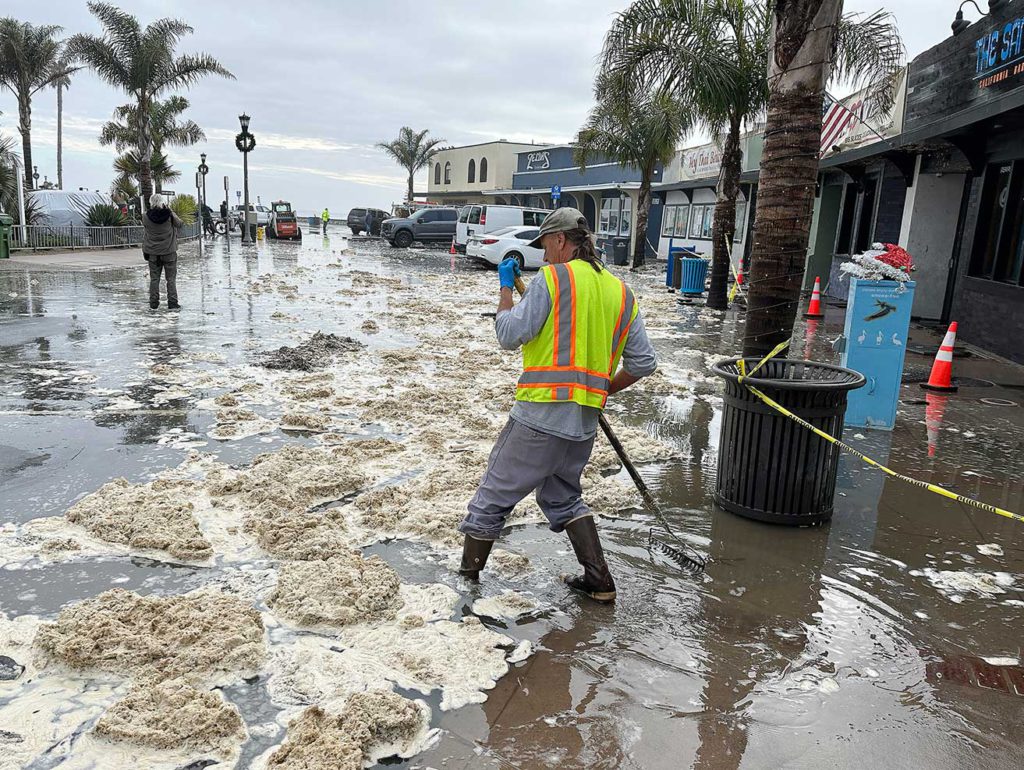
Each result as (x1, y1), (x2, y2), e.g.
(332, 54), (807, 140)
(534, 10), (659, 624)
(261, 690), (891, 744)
(466, 226), (545, 270)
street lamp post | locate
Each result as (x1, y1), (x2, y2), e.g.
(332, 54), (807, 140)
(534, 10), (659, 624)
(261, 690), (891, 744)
(198, 153), (209, 240)
(235, 114), (256, 244)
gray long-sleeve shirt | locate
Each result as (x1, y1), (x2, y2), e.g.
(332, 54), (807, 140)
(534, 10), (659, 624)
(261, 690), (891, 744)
(496, 270), (657, 441)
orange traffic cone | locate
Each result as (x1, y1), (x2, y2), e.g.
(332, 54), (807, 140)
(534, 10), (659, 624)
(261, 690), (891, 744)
(921, 322), (959, 393)
(803, 276), (825, 319)
(450, 237), (457, 255)
(924, 392), (949, 458)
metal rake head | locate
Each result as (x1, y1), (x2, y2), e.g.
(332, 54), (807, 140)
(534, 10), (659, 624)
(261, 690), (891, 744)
(649, 529), (706, 574)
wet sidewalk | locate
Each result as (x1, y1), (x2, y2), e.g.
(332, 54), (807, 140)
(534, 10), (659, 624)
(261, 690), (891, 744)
(1, 235), (1022, 769)
(0, 247), (149, 272)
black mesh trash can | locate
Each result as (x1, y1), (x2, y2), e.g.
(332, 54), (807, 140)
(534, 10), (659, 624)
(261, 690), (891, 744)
(711, 358), (865, 525)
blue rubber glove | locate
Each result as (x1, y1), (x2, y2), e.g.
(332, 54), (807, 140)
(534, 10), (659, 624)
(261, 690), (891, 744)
(498, 258), (521, 290)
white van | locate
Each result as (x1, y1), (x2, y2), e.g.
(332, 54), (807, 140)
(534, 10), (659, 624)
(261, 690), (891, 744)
(455, 205), (550, 252)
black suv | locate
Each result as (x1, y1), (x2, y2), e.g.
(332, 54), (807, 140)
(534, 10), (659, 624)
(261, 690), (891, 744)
(380, 207), (459, 248)
(346, 207), (388, 236)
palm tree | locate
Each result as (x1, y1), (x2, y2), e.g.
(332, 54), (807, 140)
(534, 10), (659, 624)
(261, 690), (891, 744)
(376, 127), (445, 203)
(575, 86), (690, 269)
(0, 19), (76, 189)
(743, 2), (904, 355)
(67, 2), (233, 208)
(109, 173), (138, 204)
(114, 149), (179, 193)
(599, 0), (903, 312)
(99, 95), (205, 156)
(53, 68), (77, 189)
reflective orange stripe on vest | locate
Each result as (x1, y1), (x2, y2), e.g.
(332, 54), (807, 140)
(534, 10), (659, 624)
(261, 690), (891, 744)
(516, 262), (633, 405)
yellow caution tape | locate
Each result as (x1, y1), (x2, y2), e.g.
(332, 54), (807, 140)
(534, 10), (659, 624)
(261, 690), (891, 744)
(735, 344), (1024, 525)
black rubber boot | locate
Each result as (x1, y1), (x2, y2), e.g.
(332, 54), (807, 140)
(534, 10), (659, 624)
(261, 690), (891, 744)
(563, 516), (616, 603)
(458, 534), (494, 580)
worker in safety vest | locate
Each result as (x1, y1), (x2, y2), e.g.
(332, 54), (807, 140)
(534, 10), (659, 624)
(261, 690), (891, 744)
(458, 208), (657, 602)
(321, 208), (330, 232)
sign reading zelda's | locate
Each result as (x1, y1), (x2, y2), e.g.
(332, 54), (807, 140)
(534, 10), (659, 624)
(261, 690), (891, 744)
(975, 16), (1024, 88)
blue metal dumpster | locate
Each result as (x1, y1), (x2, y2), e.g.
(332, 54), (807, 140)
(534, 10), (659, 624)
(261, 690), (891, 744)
(679, 256), (709, 295)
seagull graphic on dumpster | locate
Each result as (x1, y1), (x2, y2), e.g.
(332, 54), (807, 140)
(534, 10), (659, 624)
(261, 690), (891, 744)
(864, 299), (898, 321)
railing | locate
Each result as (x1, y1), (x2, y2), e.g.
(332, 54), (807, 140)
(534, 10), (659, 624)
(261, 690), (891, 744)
(10, 221), (201, 250)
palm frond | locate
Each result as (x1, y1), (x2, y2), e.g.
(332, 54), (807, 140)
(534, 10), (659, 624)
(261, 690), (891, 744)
(832, 10), (906, 113)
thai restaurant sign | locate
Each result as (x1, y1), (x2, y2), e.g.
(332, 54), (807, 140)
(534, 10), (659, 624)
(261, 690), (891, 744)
(681, 144), (723, 179)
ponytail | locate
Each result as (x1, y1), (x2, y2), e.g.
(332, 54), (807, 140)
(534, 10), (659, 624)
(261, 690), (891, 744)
(564, 226), (603, 272)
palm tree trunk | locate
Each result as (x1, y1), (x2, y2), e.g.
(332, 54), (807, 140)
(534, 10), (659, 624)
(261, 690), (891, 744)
(742, 0), (843, 358)
(406, 170), (414, 204)
(17, 95), (33, 190)
(138, 96), (153, 210)
(632, 181), (651, 269)
(707, 115), (743, 310)
(56, 84), (63, 189)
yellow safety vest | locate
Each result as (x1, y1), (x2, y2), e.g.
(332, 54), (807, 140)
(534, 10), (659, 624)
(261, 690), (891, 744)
(516, 259), (638, 409)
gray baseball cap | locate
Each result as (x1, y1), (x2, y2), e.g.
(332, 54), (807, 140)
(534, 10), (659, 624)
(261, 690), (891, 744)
(527, 207), (590, 249)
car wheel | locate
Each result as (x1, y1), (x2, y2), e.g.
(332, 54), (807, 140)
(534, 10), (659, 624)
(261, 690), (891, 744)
(507, 251), (525, 271)
(351, 228), (361, 236)
(393, 230), (413, 248)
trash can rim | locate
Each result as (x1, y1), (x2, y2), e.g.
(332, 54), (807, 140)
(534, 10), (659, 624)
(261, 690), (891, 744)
(711, 357), (866, 392)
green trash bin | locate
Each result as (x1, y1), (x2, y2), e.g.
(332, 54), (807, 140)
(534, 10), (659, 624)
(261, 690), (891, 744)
(0, 213), (12, 259)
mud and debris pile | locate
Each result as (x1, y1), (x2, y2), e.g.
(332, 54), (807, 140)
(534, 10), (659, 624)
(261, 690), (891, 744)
(268, 551), (402, 627)
(261, 331), (364, 371)
(207, 445), (367, 516)
(65, 477), (212, 561)
(35, 588), (266, 682)
(246, 508), (351, 561)
(94, 678), (246, 753)
(266, 691), (427, 769)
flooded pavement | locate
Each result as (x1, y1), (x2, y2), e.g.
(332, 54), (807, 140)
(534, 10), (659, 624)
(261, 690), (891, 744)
(1, 234), (1023, 770)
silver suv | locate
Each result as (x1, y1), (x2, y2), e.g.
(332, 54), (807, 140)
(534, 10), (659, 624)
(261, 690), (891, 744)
(380, 207), (459, 248)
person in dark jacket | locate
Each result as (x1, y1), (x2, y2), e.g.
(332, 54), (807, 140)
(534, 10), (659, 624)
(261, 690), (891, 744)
(142, 194), (183, 309)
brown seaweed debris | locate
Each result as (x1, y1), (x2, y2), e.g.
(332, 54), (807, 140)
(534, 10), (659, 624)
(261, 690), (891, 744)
(266, 691), (426, 769)
(267, 551), (402, 627)
(261, 332), (363, 371)
(35, 589), (265, 682)
(94, 678), (246, 754)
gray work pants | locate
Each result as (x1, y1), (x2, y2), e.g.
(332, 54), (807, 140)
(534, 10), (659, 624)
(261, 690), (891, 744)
(459, 418), (595, 541)
(147, 255), (178, 306)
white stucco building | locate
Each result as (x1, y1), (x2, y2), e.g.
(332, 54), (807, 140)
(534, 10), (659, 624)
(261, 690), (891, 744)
(422, 140), (543, 204)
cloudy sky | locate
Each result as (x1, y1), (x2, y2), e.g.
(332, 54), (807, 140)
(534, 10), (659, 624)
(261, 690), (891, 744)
(2, 0), (963, 215)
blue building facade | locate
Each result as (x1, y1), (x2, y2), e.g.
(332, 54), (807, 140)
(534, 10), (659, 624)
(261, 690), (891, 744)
(485, 144), (666, 262)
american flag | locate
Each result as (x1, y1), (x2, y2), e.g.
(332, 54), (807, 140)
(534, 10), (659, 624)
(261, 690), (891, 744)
(820, 94), (859, 158)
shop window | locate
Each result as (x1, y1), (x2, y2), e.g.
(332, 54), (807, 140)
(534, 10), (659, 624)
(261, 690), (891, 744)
(467, 159), (476, 184)
(661, 205), (677, 237)
(620, 197), (632, 236)
(689, 204), (714, 239)
(854, 176), (879, 253)
(835, 183), (859, 254)
(970, 161), (1024, 285)
(599, 198), (616, 234)
(674, 205), (689, 237)
(444, 162), (451, 185)
(434, 163), (441, 185)
(479, 157), (488, 183)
